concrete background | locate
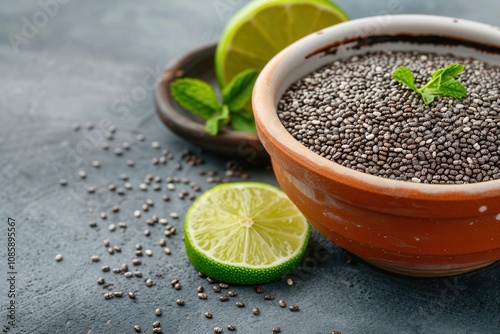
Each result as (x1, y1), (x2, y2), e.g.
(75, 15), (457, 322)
(1, 1), (499, 333)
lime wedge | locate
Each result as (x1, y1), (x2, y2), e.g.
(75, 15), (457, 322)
(184, 182), (310, 285)
(215, 0), (349, 88)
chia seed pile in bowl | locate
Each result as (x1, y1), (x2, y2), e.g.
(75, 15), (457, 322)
(277, 51), (500, 184)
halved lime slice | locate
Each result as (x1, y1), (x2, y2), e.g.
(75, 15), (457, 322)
(215, 0), (349, 88)
(184, 182), (310, 285)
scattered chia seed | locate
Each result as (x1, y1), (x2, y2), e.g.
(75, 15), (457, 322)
(59, 178), (68, 186)
(176, 299), (185, 306)
(146, 278), (154, 287)
(213, 327), (223, 333)
(153, 328), (163, 334)
(227, 325), (236, 331)
(277, 51), (500, 184)
(279, 300), (286, 308)
(55, 254), (63, 262)
(91, 255), (100, 262)
(174, 282), (181, 290)
(113, 291), (123, 297)
(264, 294), (274, 300)
(289, 305), (300, 312)
(87, 186), (96, 194)
(133, 325), (141, 333)
(100, 212), (107, 220)
(213, 285), (221, 293)
(101, 265), (110, 272)
(272, 327), (281, 333)
(108, 184), (116, 191)
(151, 141), (160, 149)
(235, 301), (245, 308)
(198, 293), (208, 300)
(136, 134), (145, 141)
(197, 286), (204, 293)
(129, 292), (136, 299)
(204, 311), (213, 319)
(227, 290), (237, 297)
(219, 295), (229, 302)
(72, 122), (80, 131)
(92, 160), (100, 168)
(252, 307), (260, 315)
(155, 308), (162, 316)
(255, 286), (263, 293)
(153, 321), (160, 328)
(97, 277), (105, 285)
(89, 221), (97, 228)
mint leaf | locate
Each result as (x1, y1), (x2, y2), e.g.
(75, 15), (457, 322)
(392, 63), (467, 105)
(170, 78), (219, 119)
(231, 109), (257, 133)
(205, 105), (230, 136)
(222, 69), (258, 111)
(392, 66), (418, 92)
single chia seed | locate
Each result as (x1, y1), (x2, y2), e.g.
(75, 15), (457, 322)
(227, 325), (236, 331)
(264, 294), (274, 300)
(133, 325), (141, 333)
(227, 290), (237, 297)
(155, 308), (162, 316)
(213, 327), (223, 333)
(129, 291), (136, 299)
(153, 321), (160, 328)
(55, 254), (63, 262)
(277, 51), (500, 184)
(272, 327), (281, 333)
(252, 307), (260, 315)
(204, 311), (213, 319)
(219, 295), (229, 302)
(176, 299), (185, 306)
(153, 328), (163, 333)
(289, 305), (300, 312)
(279, 300), (286, 308)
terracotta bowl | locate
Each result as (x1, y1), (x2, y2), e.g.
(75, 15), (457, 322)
(155, 43), (269, 165)
(253, 15), (500, 277)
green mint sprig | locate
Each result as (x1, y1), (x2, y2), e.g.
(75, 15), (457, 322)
(170, 69), (258, 136)
(392, 63), (467, 105)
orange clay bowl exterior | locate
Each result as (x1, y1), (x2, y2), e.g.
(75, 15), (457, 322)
(252, 15), (500, 277)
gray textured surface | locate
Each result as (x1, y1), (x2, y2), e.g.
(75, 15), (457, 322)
(1, 1), (499, 333)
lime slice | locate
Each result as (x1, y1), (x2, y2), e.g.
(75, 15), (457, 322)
(184, 182), (310, 285)
(215, 0), (349, 88)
